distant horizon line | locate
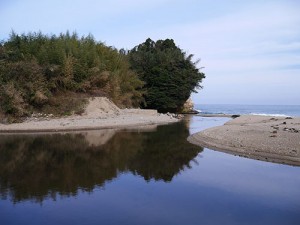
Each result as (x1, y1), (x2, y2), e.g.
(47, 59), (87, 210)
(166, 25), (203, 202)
(194, 103), (300, 106)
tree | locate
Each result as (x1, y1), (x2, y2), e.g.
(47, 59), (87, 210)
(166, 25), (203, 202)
(0, 31), (145, 120)
(129, 38), (205, 112)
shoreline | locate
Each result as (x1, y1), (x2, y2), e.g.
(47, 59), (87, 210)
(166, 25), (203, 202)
(0, 97), (180, 134)
(196, 113), (239, 118)
(0, 111), (179, 134)
(0, 121), (175, 134)
(188, 115), (300, 166)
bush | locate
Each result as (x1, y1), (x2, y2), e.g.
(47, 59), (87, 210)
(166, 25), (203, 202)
(0, 31), (145, 120)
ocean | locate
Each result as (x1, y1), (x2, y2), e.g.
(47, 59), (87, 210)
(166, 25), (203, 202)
(194, 104), (300, 117)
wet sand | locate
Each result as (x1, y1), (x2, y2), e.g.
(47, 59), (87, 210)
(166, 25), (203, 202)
(188, 115), (300, 166)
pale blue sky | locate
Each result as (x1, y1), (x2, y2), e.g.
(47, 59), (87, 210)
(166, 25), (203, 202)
(1, 0), (299, 105)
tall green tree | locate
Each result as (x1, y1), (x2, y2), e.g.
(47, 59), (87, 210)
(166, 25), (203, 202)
(129, 38), (205, 112)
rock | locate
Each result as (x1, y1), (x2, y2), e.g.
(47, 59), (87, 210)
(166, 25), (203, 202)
(181, 98), (198, 114)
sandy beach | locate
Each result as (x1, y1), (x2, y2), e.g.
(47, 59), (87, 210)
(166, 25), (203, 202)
(0, 97), (179, 133)
(188, 115), (300, 166)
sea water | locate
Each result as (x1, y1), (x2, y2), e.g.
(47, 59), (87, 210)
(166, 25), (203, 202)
(195, 104), (300, 117)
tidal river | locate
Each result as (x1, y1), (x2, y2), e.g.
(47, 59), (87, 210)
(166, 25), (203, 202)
(0, 116), (299, 225)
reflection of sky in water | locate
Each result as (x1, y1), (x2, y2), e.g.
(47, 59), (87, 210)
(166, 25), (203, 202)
(0, 116), (299, 225)
(187, 115), (231, 134)
(179, 150), (300, 209)
(187, 116), (300, 204)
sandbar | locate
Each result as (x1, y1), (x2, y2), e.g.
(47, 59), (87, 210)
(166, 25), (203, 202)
(188, 115), (300, 166)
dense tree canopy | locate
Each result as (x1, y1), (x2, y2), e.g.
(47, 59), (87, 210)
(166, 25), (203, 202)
(128, 38), (205, 112)
(0, 32), (206, 121)
(0, 31), (144, 120)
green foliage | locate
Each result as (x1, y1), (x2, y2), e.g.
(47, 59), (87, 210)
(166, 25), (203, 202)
(0, 31), (144, 119)
(0, 32), (205, 119)
(129, 38), (205, 112)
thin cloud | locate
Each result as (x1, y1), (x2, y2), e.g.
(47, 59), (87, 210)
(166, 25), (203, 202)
(0, 0), (299, 104)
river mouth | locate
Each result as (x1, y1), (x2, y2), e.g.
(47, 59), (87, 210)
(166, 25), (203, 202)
(0, 116), (299, 225)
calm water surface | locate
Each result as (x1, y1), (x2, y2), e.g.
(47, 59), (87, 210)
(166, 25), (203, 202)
(0, 116), (299, 225)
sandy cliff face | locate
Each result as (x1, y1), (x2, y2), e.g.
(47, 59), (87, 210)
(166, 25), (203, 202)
(83, 97), (121, 118)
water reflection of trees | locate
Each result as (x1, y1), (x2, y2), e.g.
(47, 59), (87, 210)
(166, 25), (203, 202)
(0, 122), (202, 203)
